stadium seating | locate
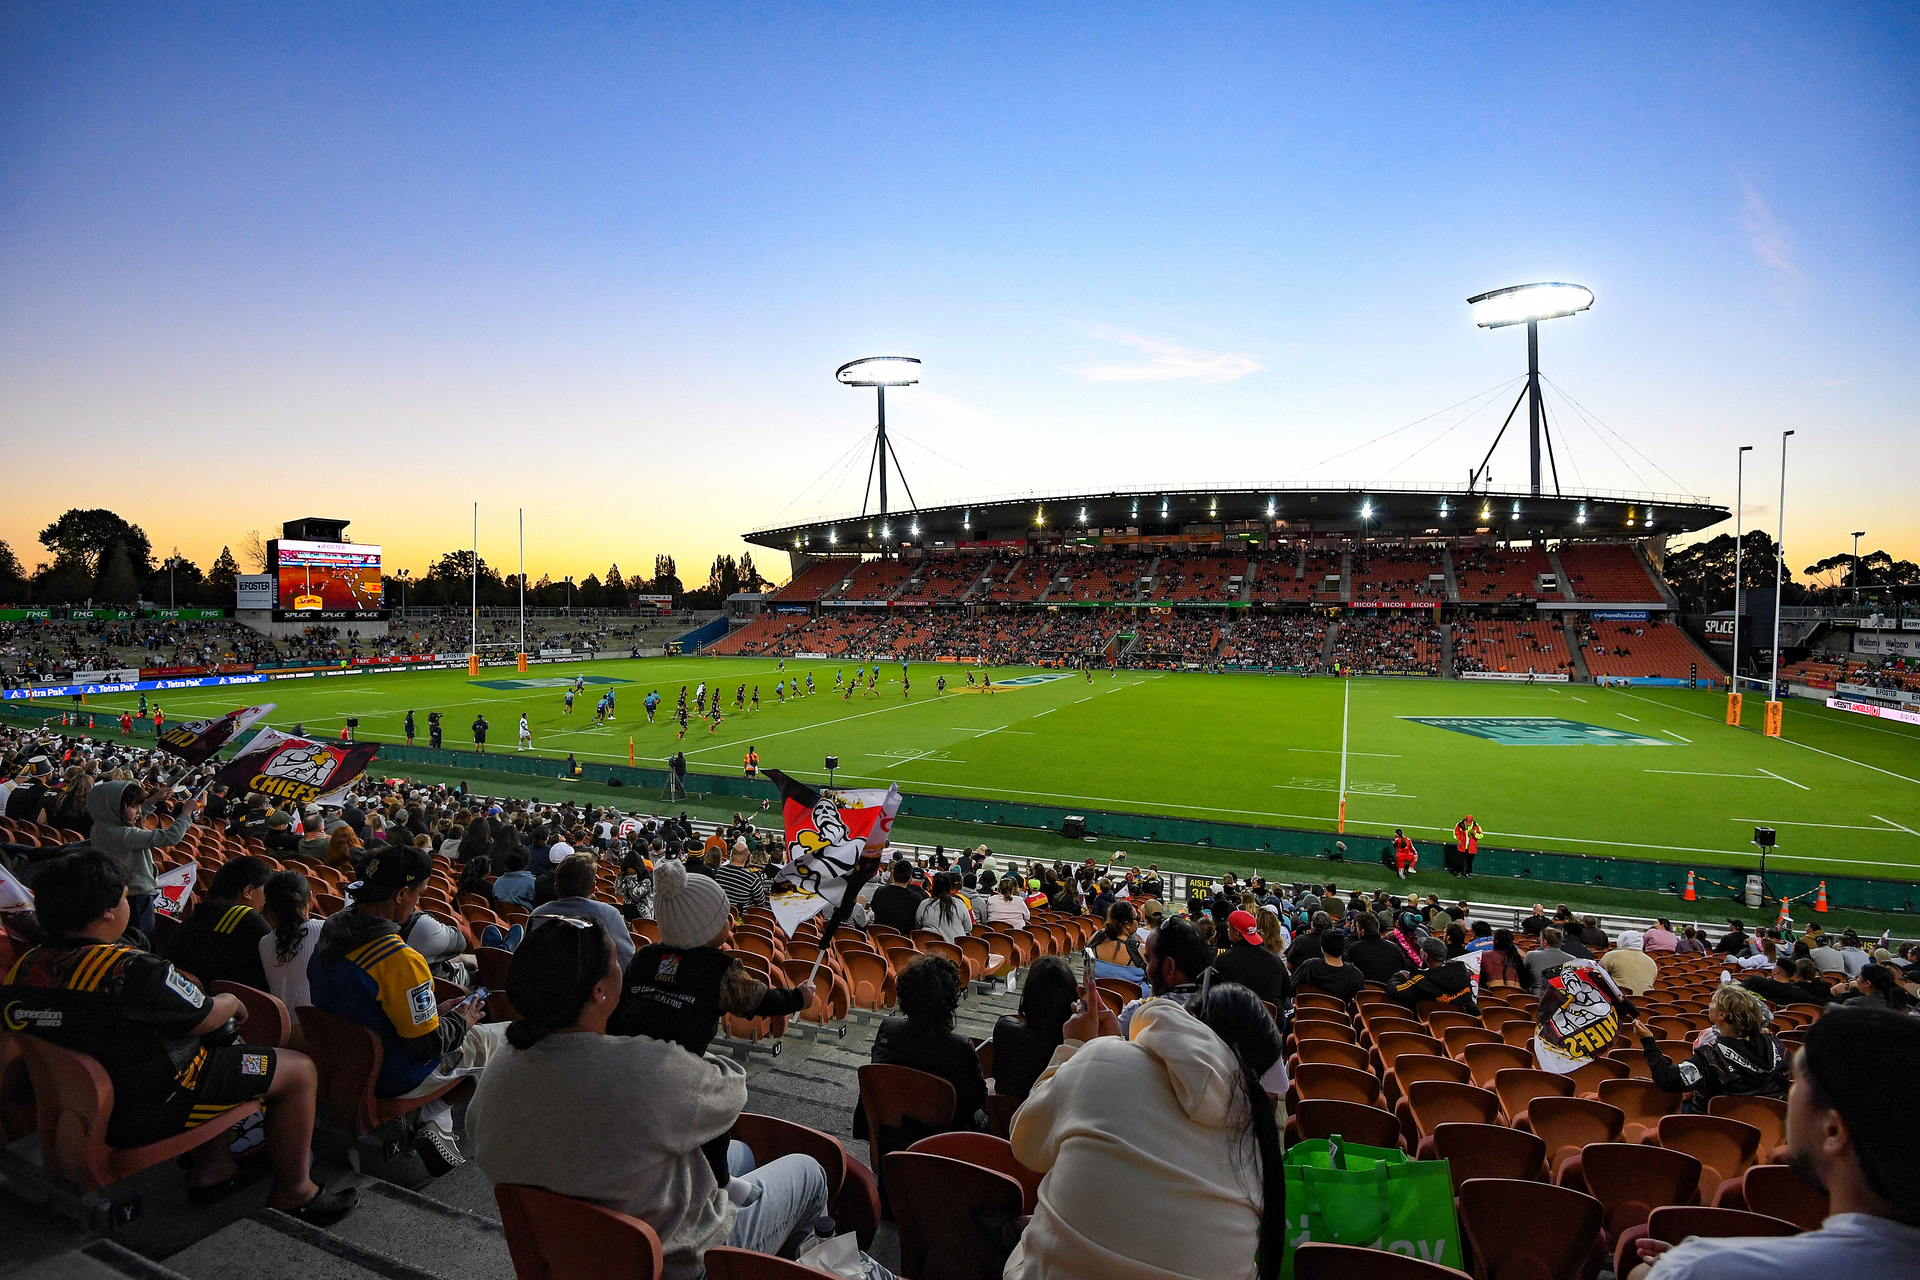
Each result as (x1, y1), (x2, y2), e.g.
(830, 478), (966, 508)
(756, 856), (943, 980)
(1559, 544), (1664, 602)
(495, 1183), (665, 1280)
(1453, 619), (1575, 676)
(1578, 617), (1724, 683)
(1350, 546), (1446, 603)
(1454, 546), (1556, 601)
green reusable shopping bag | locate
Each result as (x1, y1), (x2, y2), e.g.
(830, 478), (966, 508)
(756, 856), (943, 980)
(1278, 1135), (1465, 1280)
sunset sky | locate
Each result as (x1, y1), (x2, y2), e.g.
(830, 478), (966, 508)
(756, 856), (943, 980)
(3, 4), (1915, 587)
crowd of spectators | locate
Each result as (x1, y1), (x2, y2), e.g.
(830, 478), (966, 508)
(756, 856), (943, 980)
(1331, 615), (1443, 674)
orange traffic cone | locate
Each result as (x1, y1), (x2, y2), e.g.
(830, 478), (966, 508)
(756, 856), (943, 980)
(1683, 871), (1696, 901)
(1814, 881), (1828, 913)
(1776, 897), (1791, 928)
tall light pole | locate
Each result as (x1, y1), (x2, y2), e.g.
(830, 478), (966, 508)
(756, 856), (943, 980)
(1731, 446), (1753, 690)
(565, 575), (574, 614)
(396, 568), (410, 611)
(1468, 283), (1594, 496)
(519, 508), (526, 659)
(837, 356), (922, 543)
(1770, 431), (1794, 702)
(1851, 530), (1866, 608)
(471, 503), (479, 662)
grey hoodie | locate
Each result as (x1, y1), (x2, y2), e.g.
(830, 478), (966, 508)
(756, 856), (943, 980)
(88, 779), (193, 897)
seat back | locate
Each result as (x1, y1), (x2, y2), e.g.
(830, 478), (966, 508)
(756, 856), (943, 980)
(1293, 1099), (1404, 1151)
(1291, 1040), (1371, 1073)
(858, 1064), (956, 1209)
(1646, 1206), (1797, 1245)
(1442, 1026), (1499, 1059)
(494, 1183), (663, 1280)
(1, 1031), (38, 1143)
(1595, 1079), (1684, 1143)
(703, 1248), (821, 1279)
(296, 1004), (384, 1133)
(1527, 1096), (1624, 1177)
(1493, 1067), (1573, 1125)
(908, 1131), (1041, 1214)
(1580, 1142), (1702, 1238)
(1706, 1094), (1786, 1156)
(16, 1034), (114, 1192)
(1566, 1057), (1630, 1098)
(1656, 1115), (1762, 1203)
(884, 1151), (1024, 1280)
(210, 981), (291, 1049)
(1406, 1080), (1500, 1138)
(1430, 1123), (1546, 1192)
(731, 1112), (848, 1201)
(1461, 1041), (1533, 1090)
(1296, 1062), (1382, 1107)
(1294, 1241), (1460, 1280)
(1458, 1177), (1604, 1280)
(1739, 1163), (1830, 1231)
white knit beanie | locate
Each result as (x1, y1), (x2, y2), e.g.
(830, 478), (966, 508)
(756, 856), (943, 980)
(654, 859), (730, 948)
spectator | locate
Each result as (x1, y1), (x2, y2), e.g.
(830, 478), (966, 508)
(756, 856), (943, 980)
(1348, 912), (1410, 984)
(1465, 919), (1495, 953)
(168, 854), (273, 991)
(1388, 938), (1480, 1015)
(324, 825), (361, 871)
(491, 849), (536, 909)
(1643, 917), (1680, 953)
(713, 839), (767, 913)
(1578, 915), (1610, 951)
(1630, 1010), (1920, 1280)
(1117, 916), (1213, 1035)
(1212, 908), (1290, 1009)
(1743, 955), (1834, 1007)
(1520, 903), (1550, 937)
(1089, 902), (1149, 994)
(1005, 976), (1284, 1280)
(613, 851), (654, 920)
(959, 871), (991, 925)
(1675, 926), (1707, 955)
(1294, 928), (1365, 1003)
(307, 845), (508, 1177)
(529, 854), (635, 970)
(869, 858), (927, 935)
(1835, 930), (1871, 979)
(1828, 965), (1913, 1014)
(297, 811), (331, 861)
(88, 778), (201, 936)
(1716, 919), (1753, 957)
(914, 872), (974, 944)
(1284, 911), (1331, 969)
(258, 870), (322, 1026)
(1633, 986), (1787, 1112)
(1480, 928), (1534, 992)
(870, 953), (986, 1131)
(1525, 926), (1576, 984)
(468, 918), (829, 1280)
(991, 955), (1077, 1102)
(0, 850), (355, 1223)
(1602, 929), (1659, 997)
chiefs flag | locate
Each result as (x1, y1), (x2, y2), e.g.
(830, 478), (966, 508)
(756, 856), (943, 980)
(1532, 959), (1631, 1072)
(153, 861), (199, 920)
(211, 729), (380, 809)
(156, 704), (275, 767)
(764, 770), (900, 938)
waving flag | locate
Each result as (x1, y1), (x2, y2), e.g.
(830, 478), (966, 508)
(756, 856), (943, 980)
(764, 770), (900, 938)
(211, 729), (380, 809)
(0, 860), (32, 912)
(156, 704), (275, 766)
(153, 861), (199, 920)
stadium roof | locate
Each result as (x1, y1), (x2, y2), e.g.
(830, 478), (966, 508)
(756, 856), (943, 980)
(743, 483), (1728, 554)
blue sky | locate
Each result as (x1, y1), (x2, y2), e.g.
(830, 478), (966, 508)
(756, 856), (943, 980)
(2, 3), (1914, 581)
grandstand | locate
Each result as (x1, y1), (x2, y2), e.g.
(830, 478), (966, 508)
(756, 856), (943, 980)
(1560, 543), (1666, 603)
(1454, 618), (1577, 677)
(1350, 545), (1448, 604)
(1455, 545), (1559, 602)
(1578, 616), (1727, 683)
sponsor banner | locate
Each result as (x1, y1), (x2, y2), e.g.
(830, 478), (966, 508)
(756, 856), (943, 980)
(538, 648), (573, 657)
(271, 609), (387, 622)
(631, 594), (673, 607)
(1592, 610), (1651, 621)
(141, 665), (207, 679)
(959, 539), (1026, 549)
(157, 704), (275, 766)
(1829, 696), (1920, 726)
(775, 605), (810, 615)
(1459, 671), (1572, 683)
(236, 575), (275, 609)
(348, 654), (439, 667)
(149, 608), (228, 620)
(64, 608), (135, 621)
(1854, 632), (1920, 658)
(821, 600), (887, 608)
(1837, 681), (1918, 707)
(1702, 616), (1737, 637)
(1, 672), (271, 700)
(0, 609), (54, 621)
(212, 730), (380, 808)
(890, 599), (931, 608)
(1346, 600), (1438, 610)
(71, 669), (141, 683)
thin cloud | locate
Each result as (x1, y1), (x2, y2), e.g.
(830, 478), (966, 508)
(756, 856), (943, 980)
(1066, 326), (1265, 383)
(1740, 182), (1797, 275)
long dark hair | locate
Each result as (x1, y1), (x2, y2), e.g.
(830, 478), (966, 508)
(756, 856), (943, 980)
(1017, 956), (1077, 1040)
(1191, 981), (1285, 1280)
(458, 856), (492, 895)
(1101, 901), (1137, 943)
(262, 871), (311, 965)
(1492, 928), (1533, 992)
(927, 872), (965, 927)
(505, 918), (612, 1050)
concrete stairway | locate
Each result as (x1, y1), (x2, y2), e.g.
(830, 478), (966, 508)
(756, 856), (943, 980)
(1440, 548), (1461, 603)
(1320, 621), (1340, 672)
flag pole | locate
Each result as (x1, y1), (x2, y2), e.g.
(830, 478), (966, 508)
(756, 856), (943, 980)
(471, 502), (479, 663)
(518, 508), (525, 659)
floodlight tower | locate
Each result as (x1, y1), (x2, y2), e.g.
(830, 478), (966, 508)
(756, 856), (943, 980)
(837, 357), (922, 537)
(1467, 283), (1594, 496)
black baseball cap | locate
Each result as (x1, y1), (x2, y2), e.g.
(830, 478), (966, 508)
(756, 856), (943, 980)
(358, 845), (431, 903)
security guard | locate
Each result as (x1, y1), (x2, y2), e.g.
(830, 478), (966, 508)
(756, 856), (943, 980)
(2, 851), (354, 1222)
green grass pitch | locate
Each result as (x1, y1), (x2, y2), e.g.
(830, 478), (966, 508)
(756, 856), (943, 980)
(99, 657), (1920, 877)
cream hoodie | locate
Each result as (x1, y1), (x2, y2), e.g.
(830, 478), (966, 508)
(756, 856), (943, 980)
(1004, 999), (1269, 1280)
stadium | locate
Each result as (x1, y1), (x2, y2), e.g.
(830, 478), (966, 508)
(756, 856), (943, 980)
(6, 13), (1920, 1280)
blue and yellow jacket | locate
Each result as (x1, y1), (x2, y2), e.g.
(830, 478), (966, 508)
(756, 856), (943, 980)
(307, 910), (466, 1097)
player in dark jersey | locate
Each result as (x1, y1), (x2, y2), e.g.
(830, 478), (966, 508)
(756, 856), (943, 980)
(750, 685), (761, 711)
(936, 674), (947, 697)
(676, 705), (690, 740)
(734, 684), (746, 709)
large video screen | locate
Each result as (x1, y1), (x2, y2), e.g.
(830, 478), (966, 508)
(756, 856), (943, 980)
(275, 540), (383, 611)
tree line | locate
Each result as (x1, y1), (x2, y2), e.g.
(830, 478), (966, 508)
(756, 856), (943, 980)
(1662, 531), (1920, 613)
(0, 508), (772, 610)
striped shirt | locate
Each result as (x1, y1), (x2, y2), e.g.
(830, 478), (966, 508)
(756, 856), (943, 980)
(713, 861), (768, 911)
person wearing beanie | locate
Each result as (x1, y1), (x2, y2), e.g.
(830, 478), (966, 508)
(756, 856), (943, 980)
(1630, 1008), (1920, 1279)
(607, 859), (814, 1196)
(1386, 936), (1480, 1016)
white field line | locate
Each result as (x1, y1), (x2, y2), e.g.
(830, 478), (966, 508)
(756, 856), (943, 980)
(1729, 818), (1905, 833)
(1757, 767), (1809, 792)
(1873, 814), (1920, 836)
(1662, 730), (1692, 743)
(1607, 685), (1920, 787)
(1290, 748), (1403, 758)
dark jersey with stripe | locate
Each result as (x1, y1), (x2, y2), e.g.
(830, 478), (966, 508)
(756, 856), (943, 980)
(2, 939), (211, 1135)
(167, 902), (271, 991)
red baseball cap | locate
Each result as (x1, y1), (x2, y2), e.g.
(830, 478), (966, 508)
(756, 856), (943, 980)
(1227, 909), (1263, 946)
